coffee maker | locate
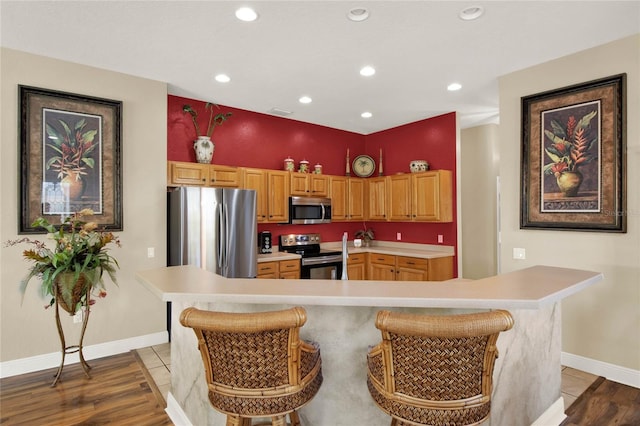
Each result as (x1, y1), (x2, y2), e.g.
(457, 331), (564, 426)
(258, 231), (272, 254)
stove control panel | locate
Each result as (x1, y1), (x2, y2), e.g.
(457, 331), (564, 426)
(279, 233), (321, 247)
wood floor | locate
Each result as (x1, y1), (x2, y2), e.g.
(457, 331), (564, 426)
(0, 351), (171, 425)
(1, 349), (638, 426)
(561, 376), (640, 426)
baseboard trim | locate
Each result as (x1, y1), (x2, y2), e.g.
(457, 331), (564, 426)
(166, 392), (193, 426)
(0, 331), (168, 378)
(531, 397), (566, 426)
(562, 351), (640, 388)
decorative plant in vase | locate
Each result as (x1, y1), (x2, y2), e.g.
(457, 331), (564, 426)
(45, 118), (98, 200)
(355, 226), (375, 247)
(183, 102), (232, 164)
(5, 209), (121, 315)
(543, 110), (597, 197)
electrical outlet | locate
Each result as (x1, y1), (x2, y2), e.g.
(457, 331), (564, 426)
(437, 235), (443, 244)
(147, 247), (155, 258)
(73, 310), (83, 324)
(396, 232), (401, 241)
(513, 248), (526, 260)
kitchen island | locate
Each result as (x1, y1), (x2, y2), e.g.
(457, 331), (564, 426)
(136, 265), (602, 426)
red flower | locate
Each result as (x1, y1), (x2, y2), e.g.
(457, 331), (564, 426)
(551, 162), (568, 174)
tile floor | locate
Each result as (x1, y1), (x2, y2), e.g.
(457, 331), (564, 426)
(137, 343), (599, 413)
(137, 342), (172, 402)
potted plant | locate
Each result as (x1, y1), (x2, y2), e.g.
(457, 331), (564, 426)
(5, 209), (121, 315)
(183, 102), (232, 164)
(355, 226), (375, 247)
(45, 118), (98, 200)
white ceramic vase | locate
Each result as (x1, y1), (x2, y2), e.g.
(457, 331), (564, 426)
(194, 136), (214, 164)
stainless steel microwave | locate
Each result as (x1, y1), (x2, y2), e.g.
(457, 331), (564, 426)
(289, 196), (332, 224)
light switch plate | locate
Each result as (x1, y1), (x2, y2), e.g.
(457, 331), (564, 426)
(513, 248), (526, 260)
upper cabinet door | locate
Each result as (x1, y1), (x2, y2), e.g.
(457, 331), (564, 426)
(366, 177), (387, 221)
(290, 173), (310, 196)
(388, 174), (412, 221)
(267, 170), (290, 223)
(310, 174), (329, 197)
(330, 176), (348, 221)
(348, 178), (365, 221)
(412, 170), (452, 222)
(168, 161), (209, 186)
(242, 168), (268, 222)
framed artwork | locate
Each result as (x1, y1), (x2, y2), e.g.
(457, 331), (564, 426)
(19, 85), (123, 233)
(520, 74), (626, 233)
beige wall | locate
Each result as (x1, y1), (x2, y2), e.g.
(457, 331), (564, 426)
(498, 35), (640, 370)
(0, 48), (168, 362)
(460, 124), (499, 279)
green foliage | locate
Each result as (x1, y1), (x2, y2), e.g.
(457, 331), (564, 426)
(183, 102), (232, 138)
(5, 210), (121, 314)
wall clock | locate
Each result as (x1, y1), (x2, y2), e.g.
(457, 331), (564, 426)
(352, 154), (376, 178)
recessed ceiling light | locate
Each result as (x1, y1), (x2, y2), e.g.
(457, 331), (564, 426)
(447, 83), (462, 91)
(360, 66), (376, 77)
(347, 7), (370, 22)
(235, 7), (258, 22)
(214, 74), (231, 83)
(361, 112), (373, 118)
(459, 6), (484, 21)
(299, 96), (312, 104)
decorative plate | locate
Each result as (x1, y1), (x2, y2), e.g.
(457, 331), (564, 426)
(352, 154), (376, 178)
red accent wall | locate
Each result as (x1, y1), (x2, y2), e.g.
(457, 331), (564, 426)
(168, 96), (458, 276)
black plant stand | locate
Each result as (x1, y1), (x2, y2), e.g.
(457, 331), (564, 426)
(51, 286), (92, 387)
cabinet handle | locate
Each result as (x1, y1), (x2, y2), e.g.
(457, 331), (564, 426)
(407, 262), (415, 265)
(201, 178), (206, 182)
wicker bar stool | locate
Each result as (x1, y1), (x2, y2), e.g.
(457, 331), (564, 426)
(367, 309), (514, 426)
(180, 306), (322, 426)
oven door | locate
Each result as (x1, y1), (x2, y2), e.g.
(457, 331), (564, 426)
(300, 255), (343, 280)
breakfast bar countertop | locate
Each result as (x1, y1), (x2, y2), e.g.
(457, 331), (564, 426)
(136, 264), (603, 310)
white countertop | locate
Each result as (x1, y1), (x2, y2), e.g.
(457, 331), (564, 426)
(136, 265), (602, 310)
(258, 241), (454, 262)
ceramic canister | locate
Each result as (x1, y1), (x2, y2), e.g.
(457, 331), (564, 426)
(299, 160), (309, 173)
(284, 157), (295, 172)
(314, 163), (322, 174)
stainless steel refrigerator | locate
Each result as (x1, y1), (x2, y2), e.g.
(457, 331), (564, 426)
(167, 186), (258, 278)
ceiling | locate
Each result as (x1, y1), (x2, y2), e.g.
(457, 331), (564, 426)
(1, 1), (638, 134)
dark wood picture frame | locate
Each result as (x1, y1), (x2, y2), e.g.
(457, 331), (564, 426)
(520, 74), (626, 232)
(19, 85), (123, 233)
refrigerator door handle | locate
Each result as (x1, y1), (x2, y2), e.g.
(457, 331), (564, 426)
(217, 203), (225, 271)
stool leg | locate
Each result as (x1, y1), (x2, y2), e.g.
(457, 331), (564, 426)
(226, 415), (249, 426)
(270, 415), (286, 426)
(289, 410), (301, 426)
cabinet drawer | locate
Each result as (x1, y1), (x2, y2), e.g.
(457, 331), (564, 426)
(348, 253), (365, 264)
(257, 262), (278, 274)
(396, 256), (428, 269)
(279, 259), (300, 271)
(368, 253), (395, 266)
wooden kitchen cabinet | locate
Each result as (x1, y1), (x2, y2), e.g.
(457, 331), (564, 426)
(412, 170), (453, 222)
(257, 261), (279, 279)
(242, 168), (268, 222)
(266, 170), (290, 223)
(241, 168), (290, 223)
(367, 253), (396, 281)
(167, 161), (240, 188)
(279, 259), (300, 279)
(388, 174), (412, 221)
(257, 259), (300, 279)
(366, 253), (453, 281)
(425, 256), (454, 281)
(330, 177), (364, 221)
(290, 173), (329, 197)
(395, 256), (428, 281)
(347, 252), (366, 280)
(366, 177), (387, 221)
